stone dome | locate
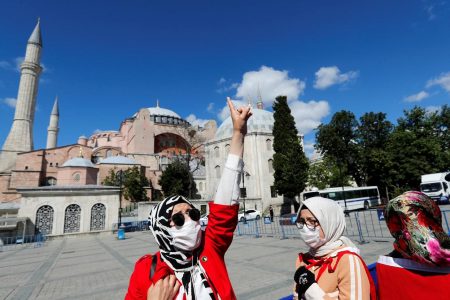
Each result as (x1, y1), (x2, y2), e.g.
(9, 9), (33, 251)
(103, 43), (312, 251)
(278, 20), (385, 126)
(99, 156), (138, 165)
(145, 106), (181, 118)
(214, 108), (274, 140)
(62, 157), (95, 168)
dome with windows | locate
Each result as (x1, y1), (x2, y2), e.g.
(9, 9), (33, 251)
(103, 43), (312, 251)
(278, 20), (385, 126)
(62, 157), (96, 168)
(214, 108), (274, 141)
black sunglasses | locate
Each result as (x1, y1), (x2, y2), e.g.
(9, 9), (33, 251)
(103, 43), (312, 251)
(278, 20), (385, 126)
(171, 208), (201, 227)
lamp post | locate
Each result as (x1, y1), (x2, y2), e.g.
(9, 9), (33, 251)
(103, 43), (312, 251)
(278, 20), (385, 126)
(241, 170), (250, 224)
(338, 163), (348, 214)
(117, 169), (124, 226)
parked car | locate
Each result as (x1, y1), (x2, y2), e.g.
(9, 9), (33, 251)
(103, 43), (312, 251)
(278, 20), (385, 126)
(279, 213), (297, 225)
(238, 209), (261, 222)
(200, 214), (209, 226)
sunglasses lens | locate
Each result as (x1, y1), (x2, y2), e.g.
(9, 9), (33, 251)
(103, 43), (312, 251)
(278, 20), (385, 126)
(171, 213), (185, 227)
(189, 208), (200, 221)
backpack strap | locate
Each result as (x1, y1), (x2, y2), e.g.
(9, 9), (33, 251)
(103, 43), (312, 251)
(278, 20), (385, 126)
(149, 253), (158, 280)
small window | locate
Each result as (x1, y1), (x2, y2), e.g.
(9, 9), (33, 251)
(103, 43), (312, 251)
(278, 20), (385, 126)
(25, 166), (29, 170)
(270, 186), (277, 198)
(215, 165), (221, 177)
(214, 146), (220, 158)
(266, 139), (272, 151)
(73, 173), (81, 182)
(199, 182), (203, 191)
(268, 159), (274, 173)
(50, 163), (53, 167)
(56, 162), (59, 167)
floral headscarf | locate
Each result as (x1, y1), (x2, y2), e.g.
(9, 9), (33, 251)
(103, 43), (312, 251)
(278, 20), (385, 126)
(385, 191), (450, 266)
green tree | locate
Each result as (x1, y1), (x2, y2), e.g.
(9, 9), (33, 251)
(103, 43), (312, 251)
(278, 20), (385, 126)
(102, 166), (150, 202)
(386, 106), (444, 194)
(159, 159), (197, 198)
(308, 157), (351, 189)
(272, 96), (309, 215)
(356, 112), (393, 198)
(315, 110), (363, 186)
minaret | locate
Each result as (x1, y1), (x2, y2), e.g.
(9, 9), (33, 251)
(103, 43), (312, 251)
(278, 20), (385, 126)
(46, 96), (59, 149)
(256, 85), (264, 109)
(0, 19), (43, 172)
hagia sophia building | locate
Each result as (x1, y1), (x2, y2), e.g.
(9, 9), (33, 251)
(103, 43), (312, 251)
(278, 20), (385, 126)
(0, 20), (300, 238)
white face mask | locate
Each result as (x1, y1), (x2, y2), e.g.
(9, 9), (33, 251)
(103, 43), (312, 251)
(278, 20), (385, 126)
(168, 219), (202, 251)
(298, 226), (325, 249)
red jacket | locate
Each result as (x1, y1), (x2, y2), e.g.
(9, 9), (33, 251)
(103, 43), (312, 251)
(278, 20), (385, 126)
(376, 255), (450, 300)
(125, 202), (239, 300)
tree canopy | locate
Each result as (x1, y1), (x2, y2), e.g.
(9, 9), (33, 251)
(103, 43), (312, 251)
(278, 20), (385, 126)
(102, 166), (150, 202)
(159, 159), (198, 198)
(272, 96), (309, 214)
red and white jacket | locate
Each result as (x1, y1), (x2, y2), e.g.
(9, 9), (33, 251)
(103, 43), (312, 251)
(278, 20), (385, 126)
(125, 154), (243, 300)
(376, 255), (450, 300)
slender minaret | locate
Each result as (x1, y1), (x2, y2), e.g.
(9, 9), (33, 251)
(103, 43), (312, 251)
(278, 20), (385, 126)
(0, 19), (43, 172)
(256, 85), (264, 109)
(46, 96), (59, 148)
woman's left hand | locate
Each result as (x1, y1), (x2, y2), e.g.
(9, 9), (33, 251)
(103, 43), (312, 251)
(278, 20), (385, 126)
(294, 266), (316, 296)
(227, 97), (252, 136)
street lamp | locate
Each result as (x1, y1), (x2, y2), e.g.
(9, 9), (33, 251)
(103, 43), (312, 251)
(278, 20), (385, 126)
(241, 170), (250, 223)
(117, 170), (124, 226)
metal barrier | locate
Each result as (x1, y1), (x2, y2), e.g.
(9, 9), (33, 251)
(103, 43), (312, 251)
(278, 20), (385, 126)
(113, 220), (150, 232)
(113, 209), (450, 242)
(0, 234), (46, 251)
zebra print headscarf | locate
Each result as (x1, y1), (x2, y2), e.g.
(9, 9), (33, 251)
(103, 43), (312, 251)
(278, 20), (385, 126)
(149, 195), (215, 299)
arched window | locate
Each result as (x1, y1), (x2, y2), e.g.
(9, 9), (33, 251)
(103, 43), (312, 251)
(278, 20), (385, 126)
(36, 205), (54, 235)
(268, 159), (274, 173)
(90, 203), (106, 231)
(199, 182), (203, 191)
(225, 144), (230, 153)
(214, 146), (220, 158)
(215, 165), (221, 177)
(266, 139), (272, 151)
(64, 204), (81, 233)
(44, 177), (57, 186)
(106, 150), (112, 157)
(72, 172), (81, 182)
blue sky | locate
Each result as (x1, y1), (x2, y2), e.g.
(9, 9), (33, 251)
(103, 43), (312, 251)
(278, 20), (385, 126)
(1, 0), (450, 155)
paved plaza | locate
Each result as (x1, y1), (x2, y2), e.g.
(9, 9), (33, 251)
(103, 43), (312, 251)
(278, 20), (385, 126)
(0, 232), (393, 300)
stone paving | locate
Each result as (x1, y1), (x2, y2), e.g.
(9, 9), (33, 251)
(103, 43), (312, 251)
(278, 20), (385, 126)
(0, 232), (393, 300)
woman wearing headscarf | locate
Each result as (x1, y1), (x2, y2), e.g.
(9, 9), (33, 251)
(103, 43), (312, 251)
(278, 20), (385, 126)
(293, 197), (375, 300)
(376, 191), (450, 299)
(125, 98), (252, 300)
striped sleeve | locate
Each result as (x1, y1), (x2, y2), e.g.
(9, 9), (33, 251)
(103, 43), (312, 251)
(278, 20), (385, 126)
(335, 254), (370, 300)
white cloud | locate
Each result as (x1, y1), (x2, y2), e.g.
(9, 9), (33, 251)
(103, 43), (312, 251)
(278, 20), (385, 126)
(235, 66), (305, 104)
(289, 100), (330, 135)
(2, 97), (17, 108)
(216, 78), (239, 94)
(302, 141), (316, 158)
(426, 72), (450, 92)
(216, 66), (330, 134)
(207, 102), (215, 113)
(313, 66), (359, 90)
(404, 90), (430, 102)
(186, 114), (209, 127)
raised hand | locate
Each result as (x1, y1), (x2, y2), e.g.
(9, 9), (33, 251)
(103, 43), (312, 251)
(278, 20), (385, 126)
(227, 97), (253, 136)
(147, 275), (180, 300)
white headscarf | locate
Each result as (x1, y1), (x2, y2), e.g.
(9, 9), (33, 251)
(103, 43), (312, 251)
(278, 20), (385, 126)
(298, 196), (357, 257)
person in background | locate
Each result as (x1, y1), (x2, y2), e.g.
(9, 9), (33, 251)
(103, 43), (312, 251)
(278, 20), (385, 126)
(376, 191), (450, 299)
(125, 98), (252, 300)
(293, 197), (375, 300)
(269, 205), (274, 222)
